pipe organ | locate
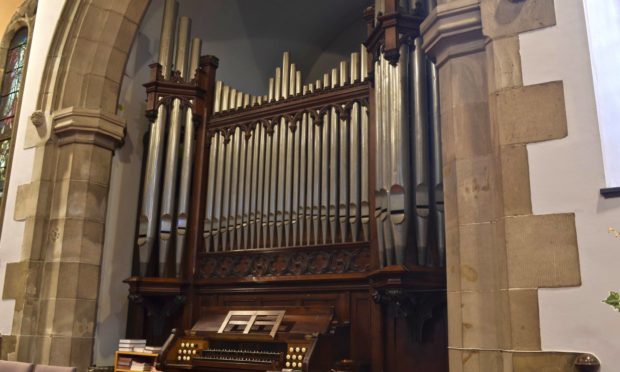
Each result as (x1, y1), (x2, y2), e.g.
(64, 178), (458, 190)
(202, 49), (370, 253)
(127, 0), (448, 371)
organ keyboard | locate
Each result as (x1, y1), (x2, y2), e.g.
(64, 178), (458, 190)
(159, 307), (350, 372)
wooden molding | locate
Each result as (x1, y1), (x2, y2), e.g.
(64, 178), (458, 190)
(364, 0), (425, 66)
(196, 243), (372, 280)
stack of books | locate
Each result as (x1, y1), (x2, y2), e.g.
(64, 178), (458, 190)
(144, 346), (162, 354)
(116, 356), (132, 370)
(118, 339), (147, 351)
(129, 360), (152, 371)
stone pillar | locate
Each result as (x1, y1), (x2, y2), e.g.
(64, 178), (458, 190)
(422, 0), (582, 370)
(4, 108), (125, 370)
(2, 0), (148, 368)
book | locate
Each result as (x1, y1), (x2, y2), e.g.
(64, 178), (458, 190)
(129, 361), (152, 371)
(119, 339), (148, 344)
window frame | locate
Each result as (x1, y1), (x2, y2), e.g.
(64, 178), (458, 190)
(0, 14), (35, 234)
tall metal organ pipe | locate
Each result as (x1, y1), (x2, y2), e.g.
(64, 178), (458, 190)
(137, 0), (177, 276)
(159, 16), (191, 277)
(175, 37), (202, 278)
(426, 0), (445, 266)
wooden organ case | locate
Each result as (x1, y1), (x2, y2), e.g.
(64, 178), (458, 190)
(125, 1), (448, 371)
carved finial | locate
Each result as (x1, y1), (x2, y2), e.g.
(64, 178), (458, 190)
(170, 70), (183, 83)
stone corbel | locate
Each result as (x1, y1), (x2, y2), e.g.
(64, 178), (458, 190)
(51, 107), (126, 150)
(420, 0), (486, 67)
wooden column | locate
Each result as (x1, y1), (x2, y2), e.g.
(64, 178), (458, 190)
(184, 55), (218, 328)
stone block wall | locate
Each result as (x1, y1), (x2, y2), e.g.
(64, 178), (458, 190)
(422, 0), (585, 370)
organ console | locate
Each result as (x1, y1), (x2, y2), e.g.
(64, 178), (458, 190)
(126, 0), (448, 371)
(158, 307), (350, 372)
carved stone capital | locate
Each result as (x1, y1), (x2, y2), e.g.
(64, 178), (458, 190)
(51, 107), (126, 150)
(421, 0), (486, 66)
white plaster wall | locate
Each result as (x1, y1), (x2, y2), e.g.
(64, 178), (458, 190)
(0, 0), (65, 335)
(520, 0), (620, 369)
(582, 0), (620, 188)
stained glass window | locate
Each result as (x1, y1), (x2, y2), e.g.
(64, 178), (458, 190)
(0, 27), (28, 197)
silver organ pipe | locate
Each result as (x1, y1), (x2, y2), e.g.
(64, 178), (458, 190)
(262, 116), (272, 247)
(252, 124), (269, 248)
(249, 123), (261, 248)
(138, 0), (177, 276)
(339, 61), (350, 243)
(240, 121), (252, 249)
(360, 45), (370, 242)
(175, 37), (202, 277)
(349, 52), (360, 242)
(389, 43), (412, 266)
(159, 16), (191, 277)
(374, 57), (386, 267)
(229, 126), (242, 249)
(277, 114), (287, 247)
(431, 61), (444, 266)
(269, 114), (280, 246)
(291, 109), (312, 245)
(412, 35), (430, 265)
(329, 68), (339, 244)
(220, 119), (233, 250)
(282, 52), (290, 99)
(320, 73), (330, 244)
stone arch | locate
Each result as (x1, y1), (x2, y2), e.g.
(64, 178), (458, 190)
(3, 0), (150, 369)
(40, 0), (150, 115)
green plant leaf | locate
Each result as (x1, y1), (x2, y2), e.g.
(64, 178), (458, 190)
(603, 291), (620, 311)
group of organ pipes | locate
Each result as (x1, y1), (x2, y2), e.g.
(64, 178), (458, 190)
(128, 0), (448, 370)
(134, 0), (444, 279)
(372, 0), (444, 267)
(204, 49), (371, 253)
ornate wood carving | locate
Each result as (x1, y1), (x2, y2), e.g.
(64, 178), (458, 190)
(372, 289), (445, 343)
(364, 1), (425, 66)
(143, 59), (213, 123)
(196, 244), (372, 280)
(208, 81), (370, 136)
(368, 266), (446, 343)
